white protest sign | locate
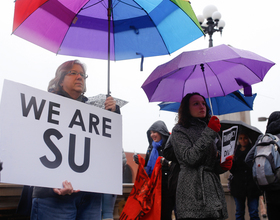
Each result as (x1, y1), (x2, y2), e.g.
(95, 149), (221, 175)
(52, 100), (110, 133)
(221, 126), (238, 163)
(0, 80), (122, 195)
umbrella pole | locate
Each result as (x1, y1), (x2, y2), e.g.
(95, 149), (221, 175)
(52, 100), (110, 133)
(200, 64), (214, 115)
(107, 0), (112, 96)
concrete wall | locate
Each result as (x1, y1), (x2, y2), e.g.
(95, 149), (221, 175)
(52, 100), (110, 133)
(218, 111), (251, 124)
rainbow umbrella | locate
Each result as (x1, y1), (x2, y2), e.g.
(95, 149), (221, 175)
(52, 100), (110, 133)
(12, 0), (204, 95)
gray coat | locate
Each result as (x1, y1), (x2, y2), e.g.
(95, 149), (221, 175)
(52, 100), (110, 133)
(171, 118), (228, 219)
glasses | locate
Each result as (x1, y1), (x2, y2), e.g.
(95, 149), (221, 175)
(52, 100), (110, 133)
(67, 70), (88, 79)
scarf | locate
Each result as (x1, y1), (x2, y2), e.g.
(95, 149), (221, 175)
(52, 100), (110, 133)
(145, 139), (162, 176)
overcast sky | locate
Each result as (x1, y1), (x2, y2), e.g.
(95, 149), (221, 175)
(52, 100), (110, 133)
(0, 0), (279, 154)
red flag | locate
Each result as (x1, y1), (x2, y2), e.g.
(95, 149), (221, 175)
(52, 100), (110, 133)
(120, 155), (162, 220)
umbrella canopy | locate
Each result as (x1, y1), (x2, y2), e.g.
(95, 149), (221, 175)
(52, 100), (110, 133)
(158, 90), (257, 115)
(220, 120), (262, 145)
(142, 44), (275, 103)
(12, 0), (204, 95)
(158, 102), (181, 113)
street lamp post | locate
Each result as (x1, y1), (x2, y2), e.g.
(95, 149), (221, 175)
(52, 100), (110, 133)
(196, 5), (225, 48)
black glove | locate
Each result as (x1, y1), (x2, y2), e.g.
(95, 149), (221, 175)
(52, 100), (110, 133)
(161, 158), (171, 167)
(133, 154), (139, 164)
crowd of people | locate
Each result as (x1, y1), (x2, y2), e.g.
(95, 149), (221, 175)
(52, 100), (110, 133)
(1, 59), (278, 220)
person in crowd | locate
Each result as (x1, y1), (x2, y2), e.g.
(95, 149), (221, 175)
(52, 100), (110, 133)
(229, 132), (261, 220)
(102, 149), (127, 220)
(245, 111), (280, 220)
(30, 60), (120, 220)
(170, 92), (232, 220)
(134, 120), (174, 220)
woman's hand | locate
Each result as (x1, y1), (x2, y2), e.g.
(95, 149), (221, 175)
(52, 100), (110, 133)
(53, 180), (80, 196)
(208, 116), (221, 132)
(133, 154), (139, 164)
(105, 96), (116, 112)
(220, 156), (233, 171)
(160, 158), (172, 167)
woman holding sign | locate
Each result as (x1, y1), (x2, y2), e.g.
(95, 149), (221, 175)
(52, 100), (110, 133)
(229, 132), (261, 220)
(29, 60), (120, 220)
(170, 92), (233, 220)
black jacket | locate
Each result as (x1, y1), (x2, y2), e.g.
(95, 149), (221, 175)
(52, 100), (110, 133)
(230, 144), (261, 198)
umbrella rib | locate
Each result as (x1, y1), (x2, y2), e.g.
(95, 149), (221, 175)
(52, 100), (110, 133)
(12, 1), (49, 34)
(205, 62), (227, 96)
(233, 91), (252, 109)
(129, 0), (171, 56)
(55, 1), (92, 55)
(117, 0), (143, 9)
(81, 0), (119, 10)
(151, 67), (183, 101)
(222, 60), (263, 81)
(82, 0), (105, 9)
(182, 65), (197, 98)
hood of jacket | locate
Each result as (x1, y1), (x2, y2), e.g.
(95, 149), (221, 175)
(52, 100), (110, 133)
(147, 120), (170, 145)
(266, 111), (280, 135)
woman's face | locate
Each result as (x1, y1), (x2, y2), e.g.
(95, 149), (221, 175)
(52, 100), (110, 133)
(150, 131), (161, 142)
(189, 95), (207, 118)
(238, 134), (249, 147)
(60, 64), (85, 97)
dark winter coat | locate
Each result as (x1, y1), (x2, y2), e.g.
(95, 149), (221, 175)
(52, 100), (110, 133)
(229, 144), (261, 199)
(171, 118), (228, 220)
(163, 136), (180, 196)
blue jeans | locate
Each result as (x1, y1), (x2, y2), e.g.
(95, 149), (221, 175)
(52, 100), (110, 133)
(30, 192), (102, 220)
(102, 194), (117, 219)
(234, 197), (260, 220)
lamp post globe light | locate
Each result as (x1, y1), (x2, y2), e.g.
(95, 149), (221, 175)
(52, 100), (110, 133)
(196, 5), (225, 48)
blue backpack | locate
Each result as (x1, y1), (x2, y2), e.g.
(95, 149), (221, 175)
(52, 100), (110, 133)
(252, 133), (280, 189)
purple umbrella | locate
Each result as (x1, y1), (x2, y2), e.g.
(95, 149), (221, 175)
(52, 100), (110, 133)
(142, 44), (275, 113)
